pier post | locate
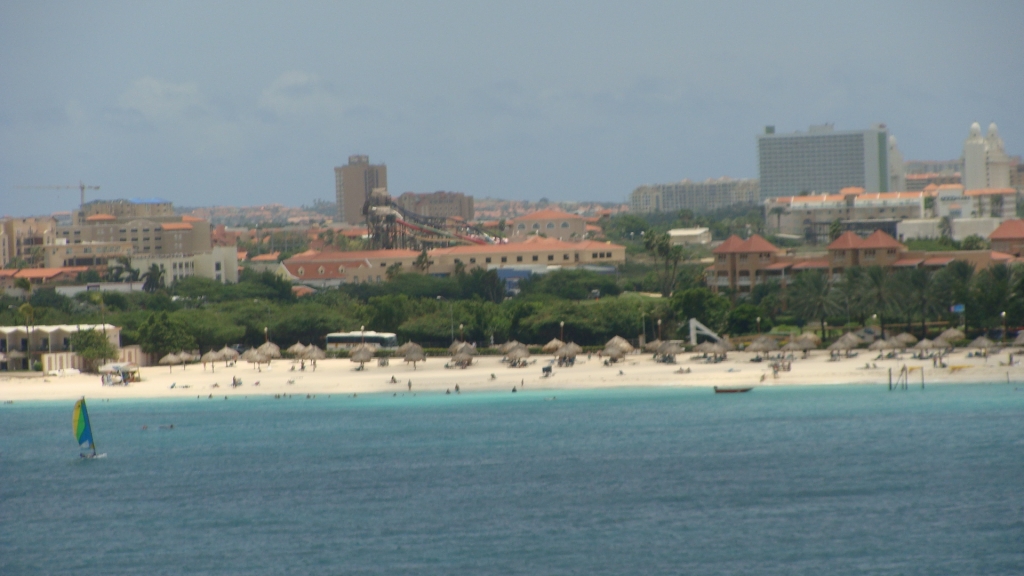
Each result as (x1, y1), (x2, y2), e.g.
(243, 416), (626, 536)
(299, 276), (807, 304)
(888, 368), (892, 391)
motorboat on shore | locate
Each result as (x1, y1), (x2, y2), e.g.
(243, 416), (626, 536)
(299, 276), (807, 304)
(713, 386), (753, 394)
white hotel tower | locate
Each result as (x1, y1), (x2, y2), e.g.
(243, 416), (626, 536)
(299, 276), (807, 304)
(963, 122), (1012, 190)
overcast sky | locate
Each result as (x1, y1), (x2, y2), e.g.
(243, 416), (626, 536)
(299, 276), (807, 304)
(2, 1), (1021, 216)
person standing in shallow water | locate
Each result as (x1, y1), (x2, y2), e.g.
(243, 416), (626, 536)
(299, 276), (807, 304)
(408, 380), (412, 391)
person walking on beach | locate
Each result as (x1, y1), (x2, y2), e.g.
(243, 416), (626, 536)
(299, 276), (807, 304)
(408, 380), (412, 391)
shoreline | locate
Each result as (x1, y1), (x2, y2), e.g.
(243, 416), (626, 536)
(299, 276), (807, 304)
(2, 349), (1019, 402)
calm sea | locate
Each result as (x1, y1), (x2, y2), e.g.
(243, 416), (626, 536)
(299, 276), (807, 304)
(2, 384), (1023, 575)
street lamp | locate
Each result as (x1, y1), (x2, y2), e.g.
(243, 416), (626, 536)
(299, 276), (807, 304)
(437, 296), (454, 342)
(459, 323), (464, 342)
(824, 321), (828, 339)
(560, 321), (565, 342)
(657, 319), (662, 340)
(1001, 311), (1007, 343)
(641, 312), (646, 343)
(756, 316), (761, 335)
(264, 326), (268, 343)
(361, 325), (365, 345)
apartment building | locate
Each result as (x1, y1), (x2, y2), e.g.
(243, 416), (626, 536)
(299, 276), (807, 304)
(335, 155), (387, 225)
(507, 209), (586, 240)
(629, 177), (759, 214)
(397, 191), (474, 221)
(0, 217), (58, 266)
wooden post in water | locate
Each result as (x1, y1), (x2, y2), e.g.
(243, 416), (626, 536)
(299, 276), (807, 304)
(921, 368), (925, 389)
(888, 367), (892, 391)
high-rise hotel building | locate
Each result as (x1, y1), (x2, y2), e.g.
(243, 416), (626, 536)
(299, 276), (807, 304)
(757, 124), (901, 199)
(335, 155), (387, 225)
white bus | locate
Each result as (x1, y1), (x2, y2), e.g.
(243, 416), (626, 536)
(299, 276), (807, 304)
(325, 331), (399, 351)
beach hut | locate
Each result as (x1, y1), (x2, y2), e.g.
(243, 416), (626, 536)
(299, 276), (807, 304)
(403, 343), (425, 369)
(542, 338), (565, 353)
(158, 353), (180, 373)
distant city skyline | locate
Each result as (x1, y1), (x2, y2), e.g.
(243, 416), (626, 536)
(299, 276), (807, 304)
(2, 1), (1022, 217)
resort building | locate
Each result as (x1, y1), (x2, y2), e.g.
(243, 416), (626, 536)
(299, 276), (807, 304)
(0, 217), (58, 267)
(75, 198), (175, 225)
(507, 209), (586, 240)
(988, 219), (1024, 256)
(757, 124), (899, 199)
(276, 248), (421, 288)
(629, 178), (759, 214)
(667, 228), (712, 246)
(963, 122), (1012, 190)
(0, 323), (143, 372)
(706, 230), (1017, 294)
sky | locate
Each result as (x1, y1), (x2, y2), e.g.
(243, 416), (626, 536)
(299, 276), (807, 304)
(1, 1), (1022, 217)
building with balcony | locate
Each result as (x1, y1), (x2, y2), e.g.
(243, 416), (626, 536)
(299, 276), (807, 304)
(397, 191), (474, 221)
(507, 209), (586, 240)
(629, 177), (759, 214)
(335, 155), (387, 225)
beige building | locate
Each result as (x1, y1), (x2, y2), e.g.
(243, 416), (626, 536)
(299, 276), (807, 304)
(630, 177), (759, 214)
(76, 198), (174, 224)
(43, 239), (134, 268)
(668, 228), (712, 246)
(335, 155), (387, 225)
(1, 217), (58, 266)
(277, 248), (421, 287)
(57, 216), (212, 258)
(429, 236), (625, 273)
(507, 209), (586, 240)
(764, 187), (929, 242)
(397, 191), (474, 221)
(131, 245), (239, 285)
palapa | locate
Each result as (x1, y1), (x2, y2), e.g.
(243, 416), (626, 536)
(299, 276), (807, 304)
(219, 346), (240, 363)
(657, 341), (684, 356)
(448, 340), (466, 354)
(158, 353), (180, 372)
(602, 345), (626, 359)
(554, 345), (577, 360)
(1013, 332), (1024, 346)
(796, 332), (821, 345)
(350, 347), (374, 366)
(912, 338), (934, 350)
(498, 340), (521, 353)
(403, 344), (426, 368)
(606, 336), (634, 353)
(506, 344), (530, 361)
(286, 342), (309, 355)
(894, 332), (918, 346)
(453, 351), (473, 366)
(868, 338), (900, 351)
(257, 341), (282, 359)
(643, 339), (663, 353)
(301, 345), (326, 360)
(563, 342), (583, 355)
(396, 341), (415, 355)
(966, 336), (996, 350)
(542, 338), (565, 353)
(938, 328), (965, 342)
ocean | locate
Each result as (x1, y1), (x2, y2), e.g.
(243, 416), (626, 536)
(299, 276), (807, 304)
(2, 384), (1023, 575)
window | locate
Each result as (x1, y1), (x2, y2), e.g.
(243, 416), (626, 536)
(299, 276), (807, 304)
(833, 250), (845, 260)
(516, 256), (523, 262)
(546, 222), (555, 229)
(469, 258), (476, 264)
(353, 276), (359, 282)
(718, 254), (727, 262)
(886, 249), (896, 255)
(547, 255), (554, 261)
(592, 253), (598, 258)
(501, 257), (507, 263)
(485, 257), (491, 263)
(532, 223), (540, 230)
(864, 249), (876, 260)
(454, 258), (461, 264)
(561, 222), (569, 228)
(532, 255), (538, 262)
(517, 224), (525, 230)
(739, 254), (748, 262)
(298, 267), (305, 276)
(563, 254), (569, 260)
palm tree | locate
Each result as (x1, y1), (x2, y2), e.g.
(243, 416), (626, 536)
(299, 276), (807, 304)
(862, 266), (899, 339)
(936, 260), (975, 330)
(908, 268), (941, 337)
(14, 277), (31, 299)
(412, 250), (432, 273)
(787, 271), (839, 339)
(829, 266), (866, 328)
(769, 206), (785, 232)
(17, 303), (35, 370)
(141, 264), (165, 293)
(939, 216), (954, 243)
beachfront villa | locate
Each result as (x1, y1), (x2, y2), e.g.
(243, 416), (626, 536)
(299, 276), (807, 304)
(0, 324), (141, 372)
(707, 230), (1018, 294)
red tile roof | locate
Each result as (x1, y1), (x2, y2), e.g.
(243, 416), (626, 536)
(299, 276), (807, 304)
(161, 222), (193, 231)
(85, 214), (116, 222)
(859, 230), (905, 250)
(964, 187), (1017, 197)
(430, 236), (622, 256)
(923, 257), (955, 267)
(892, 258), (924, 267)
(989, 219), (1024, 241)
(250, 252), (281, 262)
(765, 262), (793, 270)
(712, 234), (779, 254)
(827, 231), (862, 250)
(181, 215), (206, 222)
(14, 266), (89, 279)
(287, 248), (420, 262)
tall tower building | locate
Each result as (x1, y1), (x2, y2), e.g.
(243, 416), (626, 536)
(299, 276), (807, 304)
(335, 155), (387, 225)
(757, 124), (891, 199)
(963, 122), (1012, 190)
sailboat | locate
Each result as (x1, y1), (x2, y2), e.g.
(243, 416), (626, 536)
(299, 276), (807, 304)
(72, 398), (105, 459)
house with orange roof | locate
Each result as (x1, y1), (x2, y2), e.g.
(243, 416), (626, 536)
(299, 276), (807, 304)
(276, 249), (421, 287)
(507, 209), (586, 240)
(989, 219), (1024, 256)
(429, 236), (624, 273)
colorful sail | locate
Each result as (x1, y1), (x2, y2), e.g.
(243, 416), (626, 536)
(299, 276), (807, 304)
(72, 398), (95, 454)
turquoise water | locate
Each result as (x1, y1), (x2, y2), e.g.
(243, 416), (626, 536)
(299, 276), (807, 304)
(2, 384), (1023, 575)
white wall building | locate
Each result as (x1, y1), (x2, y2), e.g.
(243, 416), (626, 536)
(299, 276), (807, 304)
(963, 122), (1012, 190)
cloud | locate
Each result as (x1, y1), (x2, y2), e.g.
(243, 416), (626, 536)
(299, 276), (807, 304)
(118, 77), (206, 122)
(257, 71), (345, 120)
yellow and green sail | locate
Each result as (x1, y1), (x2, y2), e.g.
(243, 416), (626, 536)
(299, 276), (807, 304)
(72, 398), (95, 455)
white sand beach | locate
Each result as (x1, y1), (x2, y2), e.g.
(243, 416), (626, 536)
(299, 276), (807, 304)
(1, 348), (1020, 402)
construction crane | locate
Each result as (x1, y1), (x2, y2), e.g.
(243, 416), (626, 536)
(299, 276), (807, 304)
(14, 181), (100, 208)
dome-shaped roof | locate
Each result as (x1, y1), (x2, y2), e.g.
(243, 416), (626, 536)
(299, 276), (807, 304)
(969, 122), (982, 137)
(987, 122), (999, 137)
(888, 135), (897, 146)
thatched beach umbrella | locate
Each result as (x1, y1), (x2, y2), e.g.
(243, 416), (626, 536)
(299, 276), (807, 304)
(452, 342), (477, 356)
(564, 342), (583, 355)
(159, 353), (180, 373)
(542, 338), (565, 353)
(448, 340), (466, 354)
(219, 346), (240, 366)
(606, 336), (634, 354)
(1013, 332), (1024, 346)
(240, 348), (268, 368)
(868, 338), (900, 351)
(351, 346), (374, 368)
(930, 338), (951, 350)
(603, 345), (626, 360)
(797, 332), (821, 345)
(554, 345), (577, 360)
(301, 345), (326, 360)
(967, 336), (996, 350)
(643, 338), (663, 353)
(912, 338), (934, 350)
(286, 342), (308, 356)
(453, 351), (473, 367)
(257, 341), (281, 359)
(403, 343), (425, 369)
(396, 341), (415, 355)
(938, 328), (965, 342)
(894, 332), (918, 346)
(506, 344), (530, 361)
(200, 350), (223, 372)
(498, 340), (521, 353)
(657, 341), (684, 357)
